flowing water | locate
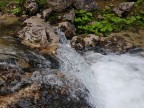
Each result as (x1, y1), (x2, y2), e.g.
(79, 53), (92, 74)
(56, 35), (144, 108)
(1, 26), (143, 107)
(84, 52), (144, 108)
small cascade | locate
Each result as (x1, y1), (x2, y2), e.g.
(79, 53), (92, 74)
(56, 28), (68, 44)
(56, 44), (104, 108)
(56, 28), (144, 108)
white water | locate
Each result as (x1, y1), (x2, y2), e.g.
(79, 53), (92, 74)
(57, 31), (144, 108)
(85, 51), (144, 108)
(57, 45), (144, 108)
(57, 45), (104, 108)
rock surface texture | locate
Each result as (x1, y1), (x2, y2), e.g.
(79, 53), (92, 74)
(71, 34), (99, 50)
(24, 0), (38, 15)
(58, 21), (76, 39)
(46, 0), (97, 11)
(99, 33), (135, 53)
(18, 16), (59, 54)
(0, 36), (91, 108)
(113, 2), (134, 17)
(0, 69), (91, 108)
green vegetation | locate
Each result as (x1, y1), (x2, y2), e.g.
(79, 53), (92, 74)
(0, 1), (8, 7)
(74, 1), (144, 36)
(35, 0), (47, 9)
(0, 0), (47, 15)
(0, 0), (23, 15)
(11, 0), (23, 15)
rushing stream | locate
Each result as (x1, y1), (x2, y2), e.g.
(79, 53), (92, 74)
(1, 26), (143, 107)
(85, 52), (144, 108)
(57, 43), (144, 108)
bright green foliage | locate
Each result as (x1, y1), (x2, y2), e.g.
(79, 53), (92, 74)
(74, 9), (144, 36)
(11, 7), (22, 14)
(11, 0), (23, 15)
(74, 10), (93, 25)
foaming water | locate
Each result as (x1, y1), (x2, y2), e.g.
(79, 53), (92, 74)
(84, 52), (144, 108)
(56, 30), (144, 108)
(57, 44), (144, 108)
(57, 45), (103, 108)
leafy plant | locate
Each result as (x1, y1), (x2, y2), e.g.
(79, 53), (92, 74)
(11, 7), (21, 14)
(74, 9), (144, 36)
(11, 0), (23, 15)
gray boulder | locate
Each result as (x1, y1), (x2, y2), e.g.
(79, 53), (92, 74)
(113, 2), (134, 17)
(47, 0), (97, 12)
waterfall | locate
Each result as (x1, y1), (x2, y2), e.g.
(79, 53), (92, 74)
(56, 28), (68, 44)
(56, 30), (144, 108)
(56, 30), (103, 107)
(56, 44), (104, 108)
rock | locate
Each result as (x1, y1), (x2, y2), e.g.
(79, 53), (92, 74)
(47, 0), (97, 12)
(46, 0), (72, 12)
(0, 35), (60, 94)
(0, 14), (19, 26)
(99, 33), (135, 53)
(18, 16), (59, 55)
(0, 69), (91, 108)
(139, 52), (144, 57)
(42, 8), (53, 19)
(74, 0), (97, 11)
(71, 34), (99, 50)
(58, 21), (76, 39)
(113, 2), (134, 17)
(63, 9), (75, 22)
(24, 0), (38, 15)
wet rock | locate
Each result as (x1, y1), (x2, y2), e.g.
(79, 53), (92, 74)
(24, 0), (38, 15)
(99, 33), (135, 53)
(139, 52), (144, 57)
(0, 35), (60, 96)
(58, 21), (76, 39)
(0, 69), (91, 108)
(71, 34), (99, 50)
(0, 44), (46, 95)
(18, 16), (59, 55)
(128, 48), (144, 54)
(113, 2), (134, 17)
